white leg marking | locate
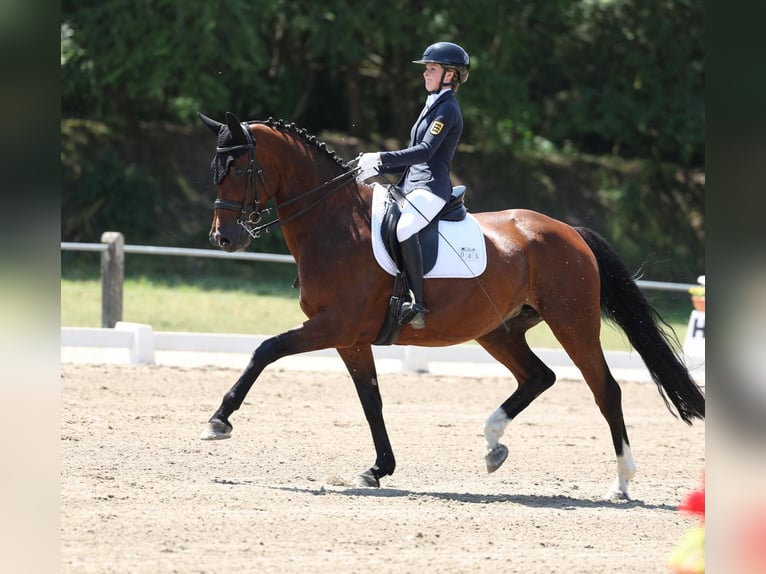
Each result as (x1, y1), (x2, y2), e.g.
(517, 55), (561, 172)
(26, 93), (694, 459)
(604, 440), (637, 500)
(483, 407), (510, 454)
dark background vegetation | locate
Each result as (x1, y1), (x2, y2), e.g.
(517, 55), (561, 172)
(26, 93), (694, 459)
(61, 0), (704, 282)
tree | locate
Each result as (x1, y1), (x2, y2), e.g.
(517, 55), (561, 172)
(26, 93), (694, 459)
(61, 0), (704, 277)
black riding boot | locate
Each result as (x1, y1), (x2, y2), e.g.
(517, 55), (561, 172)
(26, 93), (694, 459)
(398, 234), (427, 329)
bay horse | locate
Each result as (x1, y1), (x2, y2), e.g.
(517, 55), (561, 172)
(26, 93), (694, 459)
(197, 112), (704, 500)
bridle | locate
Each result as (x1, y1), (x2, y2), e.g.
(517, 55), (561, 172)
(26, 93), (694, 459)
(213, 121), (359, 239)
(213, 122), (270, 238)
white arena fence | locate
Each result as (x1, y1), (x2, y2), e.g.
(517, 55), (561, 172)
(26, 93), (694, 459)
(61, 233), (704, 378)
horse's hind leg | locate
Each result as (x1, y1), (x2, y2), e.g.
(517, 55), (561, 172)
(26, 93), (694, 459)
(477, 320), (556, 473)
(336, 345), (395, 488)
(572, 353), (635, 500)
(541, 303), (636, 500)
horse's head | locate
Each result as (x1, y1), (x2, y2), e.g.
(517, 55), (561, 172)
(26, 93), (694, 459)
(200, 111), (362, 254)
(199, 111), (265, 252)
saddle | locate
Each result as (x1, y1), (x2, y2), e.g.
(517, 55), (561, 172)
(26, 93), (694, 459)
(380, 185), (468, 273)
(373, 185), (468, 346)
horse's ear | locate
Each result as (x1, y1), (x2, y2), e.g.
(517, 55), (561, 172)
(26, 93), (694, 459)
(198, 112), (223, 135)
(225, 112), (247, 145)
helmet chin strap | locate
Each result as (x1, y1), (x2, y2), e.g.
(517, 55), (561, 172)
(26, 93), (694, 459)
(428, 69), (454, 94)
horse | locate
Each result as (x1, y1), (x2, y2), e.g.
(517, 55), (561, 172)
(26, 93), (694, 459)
(196, 111), (705, 500)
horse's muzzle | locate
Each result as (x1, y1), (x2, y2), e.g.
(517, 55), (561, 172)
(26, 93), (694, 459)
(209, 229), (243, 252)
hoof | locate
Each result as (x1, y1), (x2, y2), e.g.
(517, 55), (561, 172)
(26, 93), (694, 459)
(603, 483), (631, 501)
(485, 443), (509, 473)
(353, 469), (381, 488)
(200, 419), (232, 440)
(603, 489), (631, 502)
(602, 477), (631, 501)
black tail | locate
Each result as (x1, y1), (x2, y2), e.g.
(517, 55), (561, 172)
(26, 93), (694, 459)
(575, 227), (705, 423)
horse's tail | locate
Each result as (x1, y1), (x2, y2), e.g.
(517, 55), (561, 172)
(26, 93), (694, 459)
(575, 226), (705, 424)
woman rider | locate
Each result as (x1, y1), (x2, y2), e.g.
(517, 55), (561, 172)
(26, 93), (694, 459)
(356, 41), (470, 329)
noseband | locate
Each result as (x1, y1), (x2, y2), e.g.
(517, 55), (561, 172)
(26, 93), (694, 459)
(213, 121), (359, 239)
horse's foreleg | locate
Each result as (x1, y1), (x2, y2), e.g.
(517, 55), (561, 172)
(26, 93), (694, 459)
(336, 346), (395, 487)
(477, 328), (556, 473)
(200, 334), (297, 440)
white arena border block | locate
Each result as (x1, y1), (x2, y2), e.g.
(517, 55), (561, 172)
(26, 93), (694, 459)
(62, 322), (155, 364)
(60, 325), (707, 384)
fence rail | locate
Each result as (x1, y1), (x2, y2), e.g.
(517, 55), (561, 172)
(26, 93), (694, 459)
(60, 241), (296, 263)
(62, 232), (697, 328)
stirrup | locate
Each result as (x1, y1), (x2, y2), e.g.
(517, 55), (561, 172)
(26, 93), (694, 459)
(399, 301), (428, 330)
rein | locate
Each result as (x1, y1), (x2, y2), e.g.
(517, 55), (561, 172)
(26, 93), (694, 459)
(248, 169), (359, 238)
(214, 122), (358, 239)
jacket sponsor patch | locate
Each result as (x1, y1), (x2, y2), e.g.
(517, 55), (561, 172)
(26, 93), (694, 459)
(429, 120), (444, 135)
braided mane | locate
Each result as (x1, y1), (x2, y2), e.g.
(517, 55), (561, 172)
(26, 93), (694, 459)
(256, 117), (347, 168)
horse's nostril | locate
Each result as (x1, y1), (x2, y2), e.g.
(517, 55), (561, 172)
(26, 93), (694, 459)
(209, 232), (230, 248)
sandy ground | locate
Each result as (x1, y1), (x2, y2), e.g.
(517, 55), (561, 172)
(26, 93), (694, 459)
(61, 363), (704, 573)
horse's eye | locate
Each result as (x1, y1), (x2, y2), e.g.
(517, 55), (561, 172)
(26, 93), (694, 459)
(232, 167), (244, 177)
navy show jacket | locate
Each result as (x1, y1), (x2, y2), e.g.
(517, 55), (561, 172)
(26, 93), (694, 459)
(378, 90), (463, 202)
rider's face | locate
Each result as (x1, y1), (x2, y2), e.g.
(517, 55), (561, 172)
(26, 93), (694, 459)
(423, 63), (454, 92)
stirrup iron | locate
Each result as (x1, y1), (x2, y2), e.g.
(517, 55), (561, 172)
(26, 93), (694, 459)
(398, 289), (427, 329)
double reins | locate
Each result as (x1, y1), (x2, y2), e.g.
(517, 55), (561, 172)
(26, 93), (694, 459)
(214, 121), (359, 239)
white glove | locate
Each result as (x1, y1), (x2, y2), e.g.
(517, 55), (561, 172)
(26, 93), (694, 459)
(355, 152), (381, 183)
(358, 152), (381, 171)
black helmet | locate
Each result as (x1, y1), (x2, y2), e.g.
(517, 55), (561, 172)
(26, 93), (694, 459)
(413, 42), (470, 84)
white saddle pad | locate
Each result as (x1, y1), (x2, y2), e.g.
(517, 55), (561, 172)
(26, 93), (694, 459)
(370, 183), (487, 278)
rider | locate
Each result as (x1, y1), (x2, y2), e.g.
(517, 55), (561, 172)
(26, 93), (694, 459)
(356, 41), (470, 329)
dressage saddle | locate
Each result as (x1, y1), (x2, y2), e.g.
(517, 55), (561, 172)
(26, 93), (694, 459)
(379, 185), (467, 274)
(373, 185), (468, 345)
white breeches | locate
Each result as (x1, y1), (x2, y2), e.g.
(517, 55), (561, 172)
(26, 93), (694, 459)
(396, 188), (447, 242)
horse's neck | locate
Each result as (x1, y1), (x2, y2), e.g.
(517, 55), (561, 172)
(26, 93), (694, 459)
(253, 125), (372, 259)
(278, 177), (372, 261)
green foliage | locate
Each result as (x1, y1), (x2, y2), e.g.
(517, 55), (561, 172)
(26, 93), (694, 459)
(549, 0), (705, 165)
(60, 0), (704, 280)
(62, 0), (704, 165)
(62, 0), (279, 123)
(62, 119), (178, 244)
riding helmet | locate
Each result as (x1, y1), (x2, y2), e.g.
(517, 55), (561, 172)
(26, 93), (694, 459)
(413, 42), (470, 84)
